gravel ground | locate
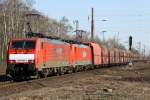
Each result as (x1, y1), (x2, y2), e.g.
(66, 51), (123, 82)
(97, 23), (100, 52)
(0, 62), (150, 100)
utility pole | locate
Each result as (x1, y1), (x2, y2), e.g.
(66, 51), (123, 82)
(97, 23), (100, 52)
(137, 41), (141, 54)
(117, 32), (119, 46)
(101, 30), (107, 42)
(74, 20), (79, 38)
(73, 20), (79, 39)
(143, 44), (145, 59)
(91, 8), (95, 41)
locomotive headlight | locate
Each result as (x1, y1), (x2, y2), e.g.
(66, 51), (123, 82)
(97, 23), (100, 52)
(28, 60), (34, 63)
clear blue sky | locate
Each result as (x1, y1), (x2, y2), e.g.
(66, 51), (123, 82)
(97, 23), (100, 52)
(34, 0), (150, 54)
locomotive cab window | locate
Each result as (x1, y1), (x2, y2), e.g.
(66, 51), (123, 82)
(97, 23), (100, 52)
(11, 40), (35, 49)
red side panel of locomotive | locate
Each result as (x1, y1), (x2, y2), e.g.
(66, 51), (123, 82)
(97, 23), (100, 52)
(74, 44), (92, 66)
(36, 39), (71, 70)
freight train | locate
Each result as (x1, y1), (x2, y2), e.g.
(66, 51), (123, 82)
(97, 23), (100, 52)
(6, 33), (145, 80)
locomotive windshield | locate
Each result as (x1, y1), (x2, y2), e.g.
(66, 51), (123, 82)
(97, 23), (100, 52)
(11, 40), (35, 49)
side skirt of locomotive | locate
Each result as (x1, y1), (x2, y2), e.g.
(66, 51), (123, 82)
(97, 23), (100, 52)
(40, 64), (94, 78)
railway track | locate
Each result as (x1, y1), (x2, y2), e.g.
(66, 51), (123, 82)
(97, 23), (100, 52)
(0, 75), (13, 87)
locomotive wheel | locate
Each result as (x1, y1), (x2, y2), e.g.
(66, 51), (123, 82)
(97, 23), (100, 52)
(83, 66), (88, 71)
(79, 66), (82, 71)
(61, 67), (65, 75)
(54, 67), (62, 76)
(73, 67), (78, 73)
(84, 66), (88, 71)
(67, 67), (73, 74)
(63, 67), (69, 74)
(58, 67), (62, 75)
(76, 66), (80, 72)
